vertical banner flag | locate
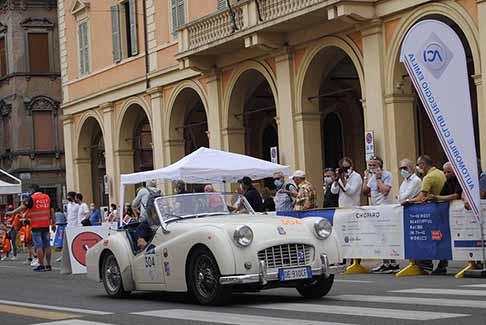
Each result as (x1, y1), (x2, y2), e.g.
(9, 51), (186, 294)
(400, 20), (481, 223)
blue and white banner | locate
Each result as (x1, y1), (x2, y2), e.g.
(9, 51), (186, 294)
(278, 200), (486, 261)
(400, 20), (481, 223)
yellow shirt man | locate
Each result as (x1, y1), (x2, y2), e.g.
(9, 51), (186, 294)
(421, 167), (446, 195)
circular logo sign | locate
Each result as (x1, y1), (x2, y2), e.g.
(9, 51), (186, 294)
(423, 42), (446, 71)
(366, 132), (373, 144)
(71, 232), (103, 266)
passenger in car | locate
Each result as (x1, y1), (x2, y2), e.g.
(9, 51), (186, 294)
(135, 192), (161, 250)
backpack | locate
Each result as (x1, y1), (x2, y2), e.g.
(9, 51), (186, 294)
(143, 188), (162, 212)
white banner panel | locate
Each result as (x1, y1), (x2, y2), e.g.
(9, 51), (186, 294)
(64, 225), (110, 274)
(400, 20), (481, 223)
(334, 205), (404, 259)
(450, 200), (486, 261)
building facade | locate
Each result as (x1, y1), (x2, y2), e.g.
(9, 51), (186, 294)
(0, 0), (64, 208)
(60, 0), (486, 206)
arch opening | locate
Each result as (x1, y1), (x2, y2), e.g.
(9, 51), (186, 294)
(77, 117), (107, 206)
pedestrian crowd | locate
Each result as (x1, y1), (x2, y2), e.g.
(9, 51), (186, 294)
(1, 152), (485, 275)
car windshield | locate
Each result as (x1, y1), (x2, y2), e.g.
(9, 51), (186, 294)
(154, 192), (255, 222)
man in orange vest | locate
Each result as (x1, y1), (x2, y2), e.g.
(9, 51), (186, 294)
(7, 185), (56, 272)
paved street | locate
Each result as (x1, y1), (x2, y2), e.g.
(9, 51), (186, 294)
(0, 255), (485, 325)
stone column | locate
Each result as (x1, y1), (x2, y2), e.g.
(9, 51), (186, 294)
(74, 158), (92, 203)
(294, 112), (323, 200)
(275, 51), (297, 167)
(147, 87), (165, 169)
(114, 149), (136, 203)
(101, 102), (117, 204)
(361, 21), (389, 161)
(221, 128), (245, 154)
(384, 94), (417, 195)
(63, 115), (75, 192)
(206, 72), (223, 150)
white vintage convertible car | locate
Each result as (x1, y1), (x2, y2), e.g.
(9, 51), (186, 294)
(86, 192), (343, 305)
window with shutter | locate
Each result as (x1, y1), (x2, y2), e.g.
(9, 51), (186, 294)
(78, 21), (90, 75)
(129, 0), (138, 56)
(111, 6), (121, 62)
(33, 111), (54, 151)
(171, 0), (185, 35)
(218, 0), (227, 10)
(28, 33), (50, 73)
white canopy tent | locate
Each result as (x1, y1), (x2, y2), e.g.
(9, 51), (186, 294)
(0, 169), (21, 195)
(119, 147), (292, 214)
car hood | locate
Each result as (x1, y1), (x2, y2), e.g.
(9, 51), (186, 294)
(171, 213), (313, 239)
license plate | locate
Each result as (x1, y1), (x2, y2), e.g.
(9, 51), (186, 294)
(278, 266), (312, 281)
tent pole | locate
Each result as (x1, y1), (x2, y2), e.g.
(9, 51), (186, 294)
(118, 184), (125, 229)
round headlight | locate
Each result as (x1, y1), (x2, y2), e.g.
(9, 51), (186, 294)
(233, 225), (253, 247)
(314, 218), (332, 239)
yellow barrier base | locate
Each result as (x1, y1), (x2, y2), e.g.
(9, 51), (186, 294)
(455, 261), (476, 279)
(343, 259), (369, 274)
(396, 262), (427, 277)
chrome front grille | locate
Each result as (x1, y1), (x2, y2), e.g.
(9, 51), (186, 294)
(258, 244), (314, 269)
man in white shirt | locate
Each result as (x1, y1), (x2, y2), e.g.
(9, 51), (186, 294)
(397, 158), (422, 203)
(331, 157), (363, 208)
(362, 156), (397, 273)
(75, 193), (90, 226)
(66, 191), (79, 228)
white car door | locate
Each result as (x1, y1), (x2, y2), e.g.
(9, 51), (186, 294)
(133, 230), (166, 287)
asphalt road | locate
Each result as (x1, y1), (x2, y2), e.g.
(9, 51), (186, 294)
(0, 254), (485, 325)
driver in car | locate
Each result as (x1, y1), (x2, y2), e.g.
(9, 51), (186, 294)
(135, 196), (161, 250)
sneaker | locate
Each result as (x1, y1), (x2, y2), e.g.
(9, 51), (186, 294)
(45, 265), (52, 271)
(371, 263), (386, 273)
(0, 256), (7, 261)
(33, 265), (46, 272)
(381, 264), (400, 274)
(432, 267), (447, 275)
(9, 256), (17, 261)
(30, 258), (40, 267)
(55, 256), (62, 263)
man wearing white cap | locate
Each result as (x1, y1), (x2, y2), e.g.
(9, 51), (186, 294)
(292, 170), (317, 211)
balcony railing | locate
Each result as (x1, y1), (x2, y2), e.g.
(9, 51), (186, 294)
(177, 0), (374, 67)
(177, 0), (347, 55)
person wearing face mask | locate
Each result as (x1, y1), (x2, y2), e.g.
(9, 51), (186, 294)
(397, 159), (422, 204)
(331, 157), (363, 208)
(323, 168), (339, 208)
(363, 156), (396, 273)
(272, 171), (297, 211)
(89, 203), (102, 226)
(402, 154), (446, 274)
(65, 191), (79, 228)
(402, 155), (446, 206)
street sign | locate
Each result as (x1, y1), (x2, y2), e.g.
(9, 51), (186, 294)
(270, 146), (278, 164)
(365, 131), (375, 161)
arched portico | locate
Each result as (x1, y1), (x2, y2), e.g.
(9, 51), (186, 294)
(75, 114), (106, 206)
(223, 63), (279, 161)
(296, 37), (365, 196)
(116, 98), (154, 201)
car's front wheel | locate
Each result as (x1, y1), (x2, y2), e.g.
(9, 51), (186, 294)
(188, 247), (232, 305)
(102, 253), (130, 298)
(296, 274), (334, 299)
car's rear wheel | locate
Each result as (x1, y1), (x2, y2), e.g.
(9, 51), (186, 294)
(296, 274), (334, 299)
(188, 247), (232, 305)
(102, 253), (130, 298)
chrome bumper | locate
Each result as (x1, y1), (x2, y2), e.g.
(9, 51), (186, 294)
(219, 254), (344, 285)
